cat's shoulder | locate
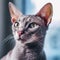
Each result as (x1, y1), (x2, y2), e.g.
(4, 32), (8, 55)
(1, 50), (12, 60)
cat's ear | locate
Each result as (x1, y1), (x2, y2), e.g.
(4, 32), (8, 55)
(8, 2), (23, 23)
(36, 3), (53, 25)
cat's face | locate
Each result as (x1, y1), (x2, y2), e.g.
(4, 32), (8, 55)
(9, 2), (53, 46)
(12, 15), (46, 45)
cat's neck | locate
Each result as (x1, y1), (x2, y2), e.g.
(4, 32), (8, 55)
(15, 41), (25, 50)
(11, 40), (43, 60)
(10, 41), (25, 60)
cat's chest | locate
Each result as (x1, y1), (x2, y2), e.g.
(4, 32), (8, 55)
(24, 49), (39, 60)
(11, 43), (39, 60)
(1, 43), (40, 60)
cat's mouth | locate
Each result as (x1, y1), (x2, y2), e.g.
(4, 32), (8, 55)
(18, 37), (26, 42)
(17, 31), (26, 42)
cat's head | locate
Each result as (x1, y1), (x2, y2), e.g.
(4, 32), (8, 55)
(8, 2), (53, 47)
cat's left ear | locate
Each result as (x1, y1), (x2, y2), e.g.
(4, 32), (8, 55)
(8, 2), (23, 23)
(36, 3), (53, 25)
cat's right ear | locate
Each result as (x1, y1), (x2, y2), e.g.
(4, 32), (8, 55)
(8, 2), (23, 23)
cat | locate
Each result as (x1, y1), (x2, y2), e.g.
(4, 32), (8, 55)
(1, 2), (53, 60)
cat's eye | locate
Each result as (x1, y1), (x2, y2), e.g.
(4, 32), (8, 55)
(14, 22), (19, 27)
(28, 23), (39, 28)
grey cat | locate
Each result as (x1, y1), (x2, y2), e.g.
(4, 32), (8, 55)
(1, 2), (53, 60)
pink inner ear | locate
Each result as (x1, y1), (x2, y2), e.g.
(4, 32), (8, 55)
(37, 3), (52, 19)
(11, 18), (16, 23)
(40, 5), (52, 20)
(36, 3), (52, 25)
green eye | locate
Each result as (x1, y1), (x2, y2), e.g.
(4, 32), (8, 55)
(14, 22), (19, 27)
(28, 23), (39, 28)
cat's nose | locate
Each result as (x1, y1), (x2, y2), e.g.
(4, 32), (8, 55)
(17, 31), (24, 36)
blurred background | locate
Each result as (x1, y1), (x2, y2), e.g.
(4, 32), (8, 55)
(0, 0), (60, 60)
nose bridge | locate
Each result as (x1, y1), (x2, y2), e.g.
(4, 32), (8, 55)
(19, 22), (23, 31)
(19, 19), (25, 31)
(18, 16), (27, 32)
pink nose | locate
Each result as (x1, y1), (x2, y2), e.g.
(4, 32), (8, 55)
(17, 31), (23, 36)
